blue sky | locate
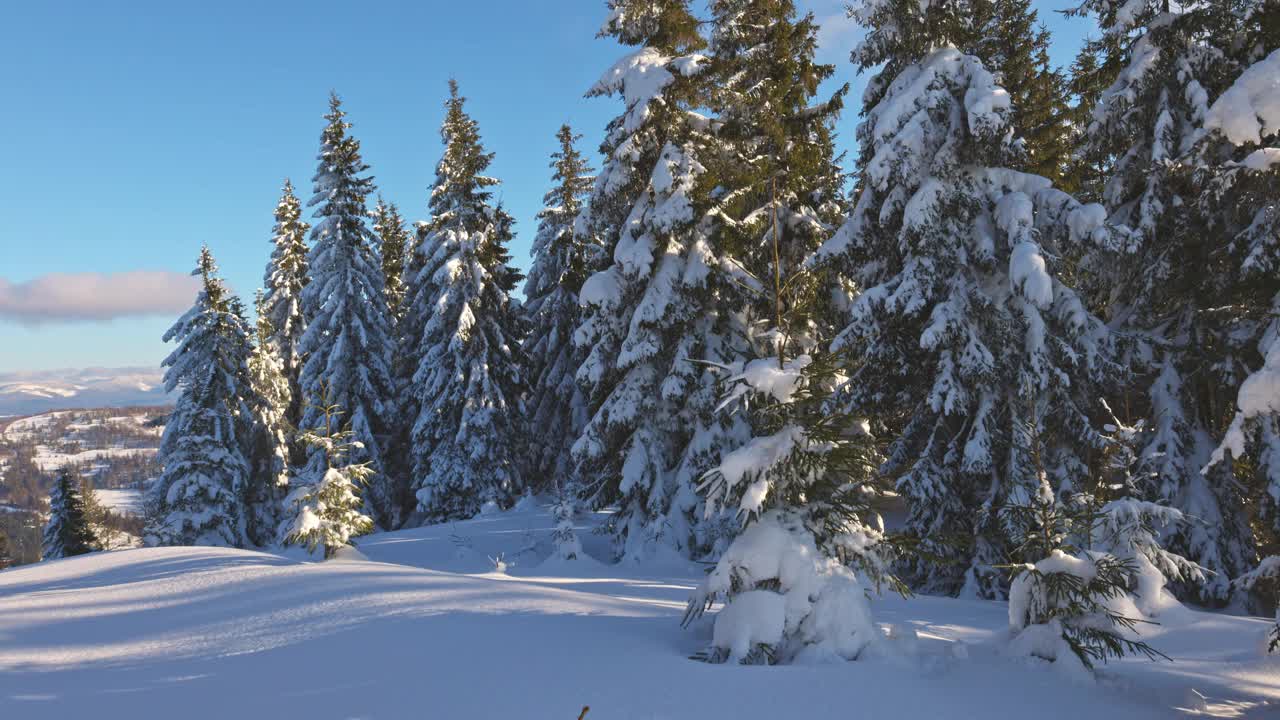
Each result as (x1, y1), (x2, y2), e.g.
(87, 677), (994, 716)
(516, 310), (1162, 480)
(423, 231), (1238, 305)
(0, 0), (1091, 372)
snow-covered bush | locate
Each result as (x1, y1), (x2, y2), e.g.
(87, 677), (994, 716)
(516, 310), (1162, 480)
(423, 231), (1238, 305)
(1233, 557), (1280, 654)
(1089, 498), (1204, 615)
(280, 394), (374, 560)
(687, 511), (880, 664)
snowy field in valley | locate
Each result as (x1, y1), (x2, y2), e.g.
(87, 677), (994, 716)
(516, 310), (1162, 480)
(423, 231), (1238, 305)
(1, 502), (1276, 719)
(92, 488), (143, 516)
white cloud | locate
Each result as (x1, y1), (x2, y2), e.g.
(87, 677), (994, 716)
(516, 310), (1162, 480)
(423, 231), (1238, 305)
(0, 270), (199, 325)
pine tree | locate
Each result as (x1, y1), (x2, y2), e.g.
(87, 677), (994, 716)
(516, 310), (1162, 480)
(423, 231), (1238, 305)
(406, 81), (527, 522)
(42, 469), (99, 560)
(261, 179), (311, 438)
(244, 290), (292, 547)
(574, 0), (753, 560)
(372, 196), (411, 320)
(1068, 0), (1280, 603)
(148, 247), (255, 548)
(297, 93), (400, 530)
(280, 392), (375, 559)
(523, 124), (595, 489)
(815, 0), (1118, 597)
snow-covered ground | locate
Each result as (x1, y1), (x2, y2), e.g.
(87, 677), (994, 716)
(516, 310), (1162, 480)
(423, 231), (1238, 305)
(94, 488), (143, 516)
(0, 503), (1275, 719)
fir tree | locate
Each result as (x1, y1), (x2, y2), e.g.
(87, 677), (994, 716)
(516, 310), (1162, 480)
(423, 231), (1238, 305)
(406, 81), (527, 521)
(815, 0), (1118, 596)
(42, 469), (99, 560)
(244, 290), (292, 547)
(297, 93), (400, 530)
(280, 392), (375, 559)
(260, 179), (310, 438)
(1068, 0), (1280, 603)
(148, 247), (255, 548)
(523, 124), (595, 489)
(574, 0), (753, 560)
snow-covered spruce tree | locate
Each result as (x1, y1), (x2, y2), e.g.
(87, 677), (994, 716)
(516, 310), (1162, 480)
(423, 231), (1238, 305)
(1068, 0), (1280, 603)
(148, 247), (255, 548)
(814, 1), (1118, 597)
(406, 81), (526, 522)
(1194, 32), (1280, 572)
(42, 469), (99, 560)
(260, 179), (310, 439)
(280, 392), (375, 559)
(372, 196), (411, 321)
(371, 196), (416, 522)
(297, 93), (400, 530)
(572, 0), (755, 561)
(523, 125), (596, 490)
(243, 290), (292, 547)
(1002, 473), (1203, 674)
(550, 481), (585, 562)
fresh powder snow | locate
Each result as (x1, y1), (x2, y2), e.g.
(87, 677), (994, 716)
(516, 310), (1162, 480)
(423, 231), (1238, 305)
(1, 501), (1276, 719)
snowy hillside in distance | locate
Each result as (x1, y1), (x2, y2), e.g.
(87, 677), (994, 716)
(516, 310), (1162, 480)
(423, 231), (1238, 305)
(0, 367), (171, 416)
(1, 502), (1276, 719)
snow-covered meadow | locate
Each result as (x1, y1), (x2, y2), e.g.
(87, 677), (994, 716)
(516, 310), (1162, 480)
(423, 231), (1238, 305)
(1, 501), (1275, 719)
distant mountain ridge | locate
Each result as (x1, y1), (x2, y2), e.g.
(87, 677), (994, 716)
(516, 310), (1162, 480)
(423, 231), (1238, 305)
(0, 366), (171, 415)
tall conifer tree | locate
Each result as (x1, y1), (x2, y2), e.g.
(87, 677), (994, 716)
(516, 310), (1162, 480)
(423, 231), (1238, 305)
(407, 81), (527, 521)
(261, 179), (310, 437)
(296, 94), (400, 529)
(705, 0), (849, 352)
(968, 0), (1074, 187)
(244, 290), (292, 546)
(372, 196), (411, 321)
(523, 125), (596, 488)
(1069, 0), (1280, 602)
(816, 0), (1117, 596)
(372, 196), (416, 523)
(574, 0), (756, 560)
(149, 248), (254, 548)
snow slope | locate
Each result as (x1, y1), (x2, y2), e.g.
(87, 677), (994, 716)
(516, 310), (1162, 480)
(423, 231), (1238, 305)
(0, 504), (1275, 719)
